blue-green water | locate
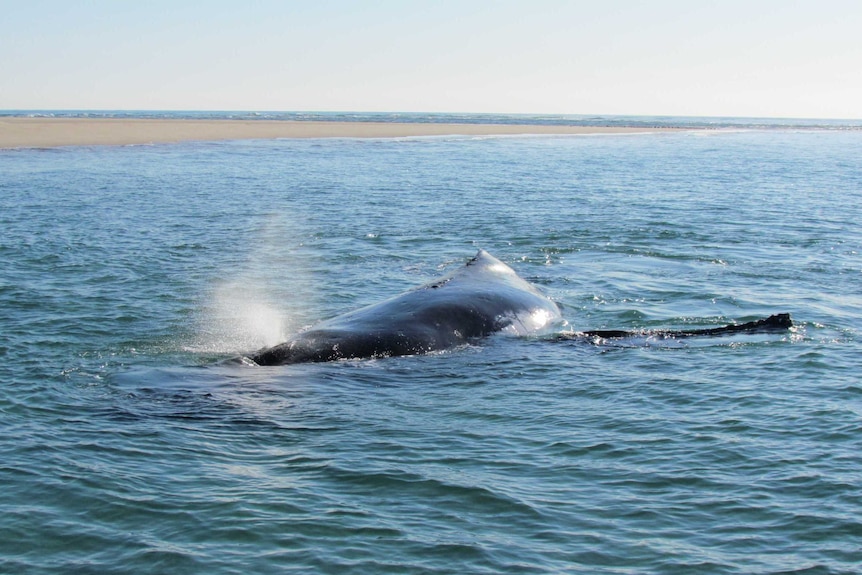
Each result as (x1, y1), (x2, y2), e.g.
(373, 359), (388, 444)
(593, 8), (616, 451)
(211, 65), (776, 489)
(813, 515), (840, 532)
(1, 127), (861, 574)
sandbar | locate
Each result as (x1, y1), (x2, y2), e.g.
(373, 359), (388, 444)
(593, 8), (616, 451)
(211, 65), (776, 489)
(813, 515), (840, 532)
(0, 117), (682, 149)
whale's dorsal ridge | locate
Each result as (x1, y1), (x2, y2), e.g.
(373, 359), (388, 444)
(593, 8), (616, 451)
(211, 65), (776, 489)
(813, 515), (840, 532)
(250, 250), (561, 365)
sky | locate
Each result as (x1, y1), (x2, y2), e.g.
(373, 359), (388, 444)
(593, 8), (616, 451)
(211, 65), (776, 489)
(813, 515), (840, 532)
(2, 0), (860, 119)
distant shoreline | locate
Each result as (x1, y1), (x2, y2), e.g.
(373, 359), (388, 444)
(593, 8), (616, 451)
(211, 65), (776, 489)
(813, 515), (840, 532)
(0, 117), (683, 149)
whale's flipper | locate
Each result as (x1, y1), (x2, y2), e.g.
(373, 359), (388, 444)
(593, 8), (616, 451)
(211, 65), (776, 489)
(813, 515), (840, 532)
(581, 313), (793, 340)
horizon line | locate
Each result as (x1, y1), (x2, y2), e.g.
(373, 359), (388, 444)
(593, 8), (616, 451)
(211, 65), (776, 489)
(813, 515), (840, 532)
(2, 109), (862, 123)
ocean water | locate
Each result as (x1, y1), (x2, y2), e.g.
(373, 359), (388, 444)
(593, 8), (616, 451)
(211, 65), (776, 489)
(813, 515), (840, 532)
(1, 125), (861, 574)
(6, 109), (862, 131)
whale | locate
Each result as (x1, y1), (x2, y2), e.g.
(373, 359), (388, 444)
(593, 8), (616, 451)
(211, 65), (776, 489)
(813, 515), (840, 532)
(250, 249), (563, 365)
(248, 249), (792, 366)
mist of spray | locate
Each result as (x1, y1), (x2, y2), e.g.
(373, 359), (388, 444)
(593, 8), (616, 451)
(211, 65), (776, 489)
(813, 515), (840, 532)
(186, 212), (318, 356)
(190, 281), (287, 354)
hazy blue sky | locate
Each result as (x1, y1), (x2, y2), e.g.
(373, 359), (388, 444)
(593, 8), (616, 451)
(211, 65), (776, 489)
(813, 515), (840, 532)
(2, 0), (860, 118)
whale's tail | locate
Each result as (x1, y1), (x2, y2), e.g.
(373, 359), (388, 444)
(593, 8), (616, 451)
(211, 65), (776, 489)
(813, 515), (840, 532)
(575, 313), (793, 340)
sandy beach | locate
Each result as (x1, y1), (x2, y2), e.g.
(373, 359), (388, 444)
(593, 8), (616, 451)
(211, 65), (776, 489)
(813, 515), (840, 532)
(0, 117), (679, 148)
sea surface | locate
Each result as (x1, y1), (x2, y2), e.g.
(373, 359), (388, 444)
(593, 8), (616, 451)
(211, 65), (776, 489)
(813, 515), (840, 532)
(1, 117), (861, 574)
(6, 109), (862, 130)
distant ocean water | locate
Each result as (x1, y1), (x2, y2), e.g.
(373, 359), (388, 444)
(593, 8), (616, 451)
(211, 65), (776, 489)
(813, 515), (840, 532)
(1, 115), (860, 574)
(5, 109), (862, 131)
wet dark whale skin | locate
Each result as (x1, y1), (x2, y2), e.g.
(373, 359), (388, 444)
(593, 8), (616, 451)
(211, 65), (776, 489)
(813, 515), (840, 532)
(250, 250), (563, 366)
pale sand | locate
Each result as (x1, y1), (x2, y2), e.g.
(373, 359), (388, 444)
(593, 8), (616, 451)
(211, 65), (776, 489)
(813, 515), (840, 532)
(0, 117), (680, 149)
